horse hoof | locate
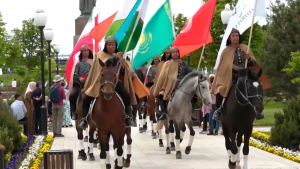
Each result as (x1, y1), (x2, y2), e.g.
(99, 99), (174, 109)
(123, 162), (130, 168)
(152, 134), (157, 139)
(185, 146), (191, 155)
(106, 164), (111, 169)
(151, 131), (155, 136)
(89, 153), (95, 161)
(176, 151), (182, 159)
(180, 139), (183, 143)
(228, 159), (236, 169)
(93, 143), (98, 148)
(166, 147), (171, 154)
(84, 136), (88, 142)
(159, 143), (164, 147)
(139, 128), (144, 133)
(77, 155), (82, 159)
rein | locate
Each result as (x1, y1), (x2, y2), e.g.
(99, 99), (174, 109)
(177, 77), (206, 100)
(235, 77), (263, 110)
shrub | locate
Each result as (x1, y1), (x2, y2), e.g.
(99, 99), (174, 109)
(0, 127), (13, 166)
(0, 109), (22, 152)
(270, 96), (300, 150)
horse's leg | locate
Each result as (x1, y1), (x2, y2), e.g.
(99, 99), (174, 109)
(132, 105), (138, 127)
(158, 128), (164, 147)
(88, 128), (95, 161)
(98, 131), (108, 169)
(174, 121), (183, 159)
(228, 129), (238, 169)
(76, 126), (87, 161)
(142, 104), (147, 132)
(152, 114), (157, 139)
(84, 127), (89, 142)
(116, 138), (124, 169)
(138, 105), (144, 133)
(185, 121), (195, 155)
(93, 131), (98, 147)
(105, 139), (111, 169)
(180, 124), (186, 143)
(242, 126), (252, 169)
(169, 120), (175, 151)
(236, 131), (243, 163)
(222, 124), (231, 159)
(164, 119), (171, 154)
(123, 128), (132, 168)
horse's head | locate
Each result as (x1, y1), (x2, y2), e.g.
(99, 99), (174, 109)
(196, 73), (212, 105)
(236, 68), (264, 114)
(99, 56), (118, 100)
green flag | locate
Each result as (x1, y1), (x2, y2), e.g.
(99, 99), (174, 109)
(132, 0), (174, 70)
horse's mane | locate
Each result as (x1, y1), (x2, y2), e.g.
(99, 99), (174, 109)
(179, 71), (201, 86)
(105, 56), (118, 67)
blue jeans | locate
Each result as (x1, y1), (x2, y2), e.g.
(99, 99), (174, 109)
(209, 104), (220, 131)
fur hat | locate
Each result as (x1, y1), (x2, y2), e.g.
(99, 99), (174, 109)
(105, 36), (117, 43)
(80, 45), (90, 51)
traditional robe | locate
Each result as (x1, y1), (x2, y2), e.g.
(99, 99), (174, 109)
(211, 44), (271, 97)
(84, 51), (137, 105)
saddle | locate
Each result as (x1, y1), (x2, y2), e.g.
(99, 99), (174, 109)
(86, 92), (125, 115)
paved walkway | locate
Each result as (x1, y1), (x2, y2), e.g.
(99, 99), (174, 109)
(51, 121), (300, 169)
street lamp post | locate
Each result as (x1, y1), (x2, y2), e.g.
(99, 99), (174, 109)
(34, 9), (48, 135)
(54, 45), (60, 75)
(220, 4), (233, 38)
(44, 28), (54, 89)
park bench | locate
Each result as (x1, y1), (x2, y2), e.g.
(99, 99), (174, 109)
(44, 149), (73, 169)
(0, 144), (5, 169)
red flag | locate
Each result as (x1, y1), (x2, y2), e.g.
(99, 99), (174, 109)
(90, 12), (117, 42)
(66, 12), (117, 83)
(172, 0), (217, 58)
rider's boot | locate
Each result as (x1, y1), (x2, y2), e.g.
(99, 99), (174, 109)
(125, 106), (134, 127)
(158, 98), (167, 121)
(78, 95), (94, 130)
(213, 98), (225, 121)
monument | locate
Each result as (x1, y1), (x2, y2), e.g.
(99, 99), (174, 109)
(73, 0), (97, 47)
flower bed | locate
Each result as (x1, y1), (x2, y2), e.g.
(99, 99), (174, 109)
(5, 135), (35, 169)
(31, 135), (53, 169)
(249, 131), (300, 163)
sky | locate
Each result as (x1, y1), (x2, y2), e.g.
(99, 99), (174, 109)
(0, 0), (280, 55)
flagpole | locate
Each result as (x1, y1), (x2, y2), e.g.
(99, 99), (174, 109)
(245, 0), (258, 68)
(197, 44), (206, 70)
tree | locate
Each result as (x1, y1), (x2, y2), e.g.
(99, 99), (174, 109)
(259, 0), (300, 98)
(11, 18), (56, 73)
(283, 52), (300, 84)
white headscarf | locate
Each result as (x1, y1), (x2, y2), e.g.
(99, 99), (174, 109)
(24, 82), (36, 98)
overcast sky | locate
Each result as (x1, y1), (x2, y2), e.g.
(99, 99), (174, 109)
(0, 0), (279, 55)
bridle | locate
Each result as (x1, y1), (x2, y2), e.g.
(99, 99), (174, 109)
(235, 77), (263, 109)
(178, 76), (206, 100)
(100, 60), (121, 97)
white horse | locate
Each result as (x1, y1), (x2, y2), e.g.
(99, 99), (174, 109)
(157, 71), (212, 159)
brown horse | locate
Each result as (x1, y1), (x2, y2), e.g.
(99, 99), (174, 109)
(91, 56), (132, 169)
(74, 82), (98, 161)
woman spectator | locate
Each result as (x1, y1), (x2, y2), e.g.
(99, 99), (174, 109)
(61, 82), (72, 127)
(207, 74), (219, 135)
(24, 82), (36, 135)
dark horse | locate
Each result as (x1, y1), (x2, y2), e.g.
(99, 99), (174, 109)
(75, 82), (97, 161)
(134, 68), (148, 133)
(221, 68), (263, 169)
(92, 56), (132, 169)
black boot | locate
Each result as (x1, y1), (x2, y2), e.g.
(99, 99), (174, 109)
(212, 109), (221, 121)
(125, 106), (134, 127)
(78, 96), (94, 130)
(158, 98), (167, 121)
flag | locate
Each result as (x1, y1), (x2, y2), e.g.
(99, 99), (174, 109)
(172, 0), (216, 58)
(214, 0), (266, 70)
(118, 0), (149, 53)
(105, 0), (141, 42)
(132, 0), (174, 70)
(90, 12), (117, 42)
(66, 12), (114, 82)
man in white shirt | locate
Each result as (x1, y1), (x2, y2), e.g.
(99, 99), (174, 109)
(11, 93), (27, 134)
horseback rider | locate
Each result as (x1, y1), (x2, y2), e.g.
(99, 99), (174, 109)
(153, 46), (197, 121)
(145, 56), (159, 88)
(69, 45), (93, 120)
(78, 36), (137, 129)
(211, 28), (266, 121)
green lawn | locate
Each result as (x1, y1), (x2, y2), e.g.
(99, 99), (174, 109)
(253, 101), (285, 126)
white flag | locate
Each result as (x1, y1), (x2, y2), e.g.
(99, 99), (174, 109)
(214, 0), (266, 70)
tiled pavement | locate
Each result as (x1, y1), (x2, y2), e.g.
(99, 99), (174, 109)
(51, 121), (300, 169)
